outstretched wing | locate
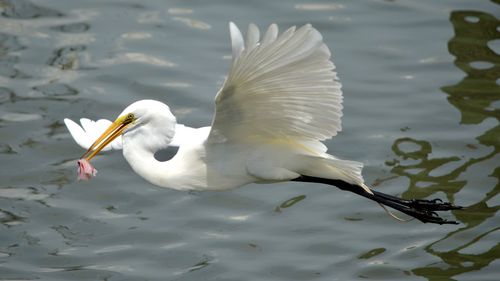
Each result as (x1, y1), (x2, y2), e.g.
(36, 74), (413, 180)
(64, 118), (122, 151)
(208, 22), (343, 144)
(64, 118), (191, 150)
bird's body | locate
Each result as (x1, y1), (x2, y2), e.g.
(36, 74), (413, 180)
(113, 100), (364, 192)
(65, 22), (461, 224)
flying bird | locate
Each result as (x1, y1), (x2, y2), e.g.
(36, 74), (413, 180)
(65, 22), (461, 224)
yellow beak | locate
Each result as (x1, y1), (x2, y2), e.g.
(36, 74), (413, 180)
(81, 115), (133, 161)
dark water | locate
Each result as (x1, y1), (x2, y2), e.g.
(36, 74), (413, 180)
(0, 0), (499, 280)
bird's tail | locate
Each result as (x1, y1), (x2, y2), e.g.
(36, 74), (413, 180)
(299, 156), (373, 194)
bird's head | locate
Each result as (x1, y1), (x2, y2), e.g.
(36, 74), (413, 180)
(81, 99), (176, 161)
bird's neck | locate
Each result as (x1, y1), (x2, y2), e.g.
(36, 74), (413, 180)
(122, 141), (171, 187)
(122, 135), (203, 191)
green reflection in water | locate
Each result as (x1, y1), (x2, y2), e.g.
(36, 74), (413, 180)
(358, 247), (387, 260)
(388, 9), (499, 281)
(274, 195), (307, 213)
(442, 11), (499, 126)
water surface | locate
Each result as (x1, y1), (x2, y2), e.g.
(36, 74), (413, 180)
(0, 0), (498, 280)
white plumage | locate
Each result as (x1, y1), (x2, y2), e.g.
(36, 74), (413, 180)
(210, 23), (342, 143)
(66, 22), (462, 225)
(64, 118), (202, 149)
(66, 22), (369, 193)
(65, 118), (122, 151)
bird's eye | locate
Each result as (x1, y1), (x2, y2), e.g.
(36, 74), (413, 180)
(126, 113), (135, 122)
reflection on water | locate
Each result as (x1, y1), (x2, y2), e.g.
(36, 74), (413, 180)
(1, 0), (63, 19)
(274, 195), (306, 213)
(388, 9), (499, 280)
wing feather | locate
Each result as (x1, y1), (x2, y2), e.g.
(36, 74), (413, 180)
(261, 24), (278, 46)
(209, 23), (343, 144)
(245, 23), (259, 51)
(229, 22), (244, 59)
(64, 118), (94, 150)
(64, 118), (121, 151)
(64, 118), (197, 150)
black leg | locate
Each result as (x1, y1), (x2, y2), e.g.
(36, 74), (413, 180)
(292, 175), (462, 225)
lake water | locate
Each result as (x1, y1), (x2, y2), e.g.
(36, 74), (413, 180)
(0, 0), (498, 280)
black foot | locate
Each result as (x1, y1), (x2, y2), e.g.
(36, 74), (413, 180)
(292, 175), (463, 225)
(360, 190), (461, 225)
(370, 190), (462, 224)
(371, 191), (462, 212)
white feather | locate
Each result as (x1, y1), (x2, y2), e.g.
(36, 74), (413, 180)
(210, 23), (343, 145)
(64, 118), (94, 150)
(64, 118), (192, 150)
(207, 23), (369, 192)
(64, 23), (370, 194)
(229, 22), (244, 59)
(170, 125), (210, 146)
(261, 24), (278, 47)
(64, 118), (120, 151)
(245, 23), (260, 51)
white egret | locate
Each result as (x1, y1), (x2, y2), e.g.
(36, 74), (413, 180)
(65, 22), (461, 224)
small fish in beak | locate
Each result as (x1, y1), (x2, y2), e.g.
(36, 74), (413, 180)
(75, 114), (134, 182)
(77, 159), (97, 180)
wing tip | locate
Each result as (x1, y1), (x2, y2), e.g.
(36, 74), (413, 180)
(63, 117), (73, 125)
(229, 21), (237, 30)
(229, 22), (244, 59)
(64, 117), (91, 149)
